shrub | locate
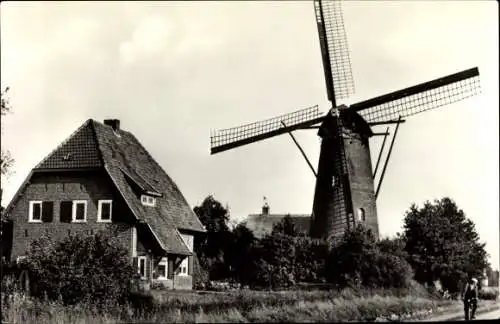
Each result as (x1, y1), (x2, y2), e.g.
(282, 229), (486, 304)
(294, 236), (328, 283)
(479, 287), (499, 300)
(24, 231), (137, 308)
(326, 225), (413, 289)
(250, 234), (297, 289)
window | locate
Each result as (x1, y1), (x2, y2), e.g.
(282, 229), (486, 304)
(157, 257), (168, 280)
(97, 200), (112, 222)
(357, 208), (366, 222)
(29, 201), (42, 222)
(179, 234), (193, 276)
(72, 200), (87, 222)
(178, 257), (188, 276)
(138, 256), (147, 279)
(141, 195), (156, 207)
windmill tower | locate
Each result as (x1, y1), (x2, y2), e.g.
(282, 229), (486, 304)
(209, 0), (481, 242)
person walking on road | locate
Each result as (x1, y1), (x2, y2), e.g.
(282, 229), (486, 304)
(462, 277), (479, 320)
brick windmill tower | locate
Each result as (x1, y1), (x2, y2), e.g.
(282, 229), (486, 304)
(209, 0), (481, 241)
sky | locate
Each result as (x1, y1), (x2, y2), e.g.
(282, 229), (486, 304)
(1, 1), (498, 269)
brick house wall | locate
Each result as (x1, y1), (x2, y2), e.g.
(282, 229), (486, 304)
(10, 170), (136, 260)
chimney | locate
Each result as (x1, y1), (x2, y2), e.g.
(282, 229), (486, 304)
(104, 119), (120, 132)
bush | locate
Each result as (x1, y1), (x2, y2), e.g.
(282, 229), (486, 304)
(479, 287), (499, 300)
(24, 231), (137, 308)
(250, 234), (297, 289)
(326, 225), (413, 289)
(294, 236), (328, 283)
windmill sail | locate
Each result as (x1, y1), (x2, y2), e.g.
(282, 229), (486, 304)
(353, 67), (481, 123)
(314, 0), (355, 106)
(210, 105), (324, 154)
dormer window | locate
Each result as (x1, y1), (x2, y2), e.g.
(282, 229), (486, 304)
(141, 195), (156, 207)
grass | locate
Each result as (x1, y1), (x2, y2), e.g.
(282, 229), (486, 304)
(1, 281), (462, 323)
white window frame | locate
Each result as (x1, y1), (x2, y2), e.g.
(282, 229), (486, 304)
(157, 257), (168, 280)
(141, 194), (156, 207)
(97, 200), (113, 223)
(178, 234), (193, 277)
(131, 227), (137, 257)
(138, 256), (147, 280)
(28, 201), (43, 223)
(178, 257), (189, 276)
(72, 200), (88, 223)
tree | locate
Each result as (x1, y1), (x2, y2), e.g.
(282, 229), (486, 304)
(1, 87), (14, 178)
(326, 225), (413, 289)
(403, 197), (489, 293)
(25, 231), (136, 307)
(193, 195), (232, 280)
(225, 223), (257, 284)
(252, 233), (297, 289)
(271, 215), (298, 237)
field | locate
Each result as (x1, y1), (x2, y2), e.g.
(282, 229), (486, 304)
(1, 282), (469, 323)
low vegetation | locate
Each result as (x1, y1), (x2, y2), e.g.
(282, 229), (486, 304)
(2, 283), (458, 323)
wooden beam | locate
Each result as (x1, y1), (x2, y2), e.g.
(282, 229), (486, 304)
(372, 127), (390, 179)
(281, 121), (317, 178)
(375, 117), (402, 199)
(369, 119), (406, 126)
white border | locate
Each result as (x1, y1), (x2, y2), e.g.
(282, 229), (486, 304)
(140, 194), (156, 207)
(97, 200), (113, 223)
(28, 201), (43, 223)
(72, 200), (87, 223)
(138, 256), (147, 279)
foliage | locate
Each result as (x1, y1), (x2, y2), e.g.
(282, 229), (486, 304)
(271, 214), (298, 237)
(1, 87), (14, 177)
(251, 233), (297, 289)
(478, 287), (499, 300)
(225, 223), (257, 285)
(326, 225), (413, 289)
(2, 286), (460, 323)
(402, 197), (489, 294)
(293, 235), (328, 283)
(193, 195), (232, 281)
(24, 231), (137, 308)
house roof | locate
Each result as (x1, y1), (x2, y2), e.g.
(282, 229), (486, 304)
(6, 119), (205, 256)
(245, 213), (311, 238)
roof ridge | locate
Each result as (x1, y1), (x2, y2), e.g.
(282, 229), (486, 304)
(34, 119), (94, 169)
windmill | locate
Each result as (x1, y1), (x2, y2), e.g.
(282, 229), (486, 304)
(209, 0), (481, 241)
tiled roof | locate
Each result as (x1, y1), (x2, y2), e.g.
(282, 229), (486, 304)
(24, 119), (206, 256)
(36, 121), (102, 169)
(245, 213), (311, 238)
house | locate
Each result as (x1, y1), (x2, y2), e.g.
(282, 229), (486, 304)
(244, 200), (311, 238)
(3, 119), (205, 290)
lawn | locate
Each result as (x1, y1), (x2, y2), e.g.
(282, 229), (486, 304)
(2, 282), (463, 323)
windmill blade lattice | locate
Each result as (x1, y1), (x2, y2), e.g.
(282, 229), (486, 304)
(314, 0), (355, 105)
(353, 67), (481, 124)
(210, 105), (324, 154)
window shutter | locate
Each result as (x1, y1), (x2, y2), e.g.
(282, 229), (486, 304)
(42, 202), (54, 222)
(132, 257), (138, 272)
(167, 259), (174, 279)
(188, 255), (193, 276)
(60, 201), (72, 223)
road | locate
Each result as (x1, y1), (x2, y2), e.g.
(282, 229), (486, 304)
(474, 307), (500, 320)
